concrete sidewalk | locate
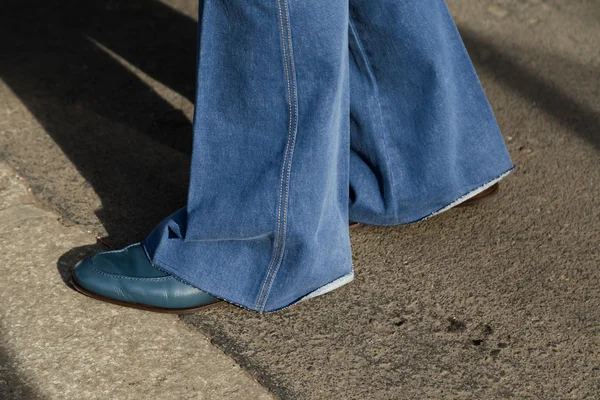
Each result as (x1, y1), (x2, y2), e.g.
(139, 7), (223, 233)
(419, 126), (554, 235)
(0, 163), (274, 400)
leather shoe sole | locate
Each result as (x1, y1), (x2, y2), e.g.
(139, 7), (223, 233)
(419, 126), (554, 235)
(71, 278), (223, 314)
(456, 182), (500, 207)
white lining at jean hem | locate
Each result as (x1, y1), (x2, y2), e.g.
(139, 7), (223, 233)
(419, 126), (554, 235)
(296, 271), (355, 305)
(425, 169), (513, 221)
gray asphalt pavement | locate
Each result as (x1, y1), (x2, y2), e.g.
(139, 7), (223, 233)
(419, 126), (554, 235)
(1, 0), (598, 399)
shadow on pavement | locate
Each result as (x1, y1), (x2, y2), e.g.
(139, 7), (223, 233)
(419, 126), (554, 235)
(0, 0), (198, 245)
(0, 332), (48, 400)
(460, 26), (599, 149)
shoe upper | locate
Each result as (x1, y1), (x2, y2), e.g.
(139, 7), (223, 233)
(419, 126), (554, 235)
(72, 243), (218, 309)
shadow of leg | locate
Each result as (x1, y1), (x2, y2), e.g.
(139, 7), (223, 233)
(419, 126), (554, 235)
(0, 0), (201, 245)
(459, 26), (600, 149)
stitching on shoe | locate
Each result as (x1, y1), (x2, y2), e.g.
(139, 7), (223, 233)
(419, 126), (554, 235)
(94, 242), (139, 255)
(89, 249), (172, 282)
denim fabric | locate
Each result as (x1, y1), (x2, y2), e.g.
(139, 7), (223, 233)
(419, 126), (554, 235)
(347, 0), (513, 225)
(144, 0), (513, 312)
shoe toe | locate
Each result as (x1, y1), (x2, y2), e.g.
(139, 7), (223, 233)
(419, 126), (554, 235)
(72, 245), (219, 310)
(72, 256), (98, 292)
(72, 255), (131, 302)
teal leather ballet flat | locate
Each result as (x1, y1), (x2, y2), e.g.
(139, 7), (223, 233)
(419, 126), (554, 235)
(71, 243), (221, 313)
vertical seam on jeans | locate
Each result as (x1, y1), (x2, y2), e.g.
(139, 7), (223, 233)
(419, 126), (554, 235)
(255, 0), (295, 310)
(348, 18), (397, 217)
(260, 0), (299, 312)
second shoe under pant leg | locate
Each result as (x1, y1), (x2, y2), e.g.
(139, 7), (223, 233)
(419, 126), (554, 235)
(144, 0), (353, 312)
(348, 0), (514, 225)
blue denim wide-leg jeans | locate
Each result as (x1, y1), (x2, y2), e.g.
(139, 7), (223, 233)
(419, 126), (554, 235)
(143, 0), (514, 312)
